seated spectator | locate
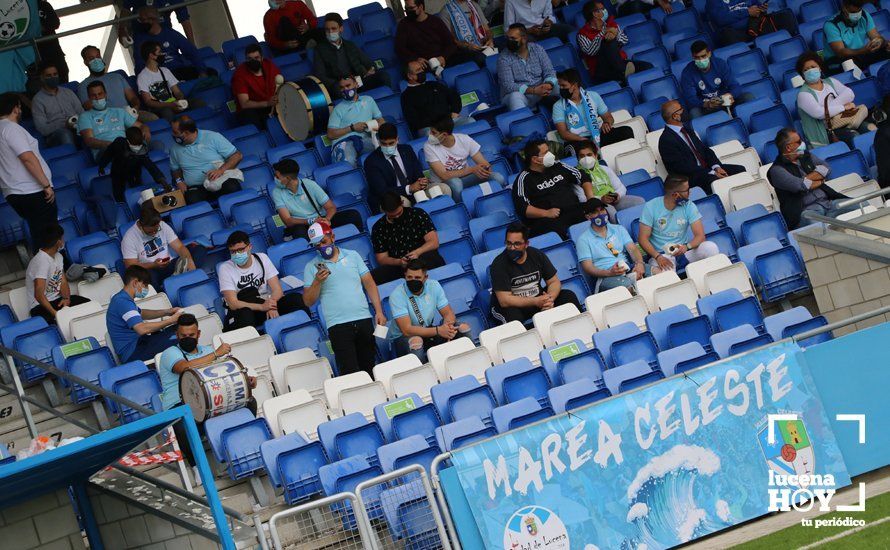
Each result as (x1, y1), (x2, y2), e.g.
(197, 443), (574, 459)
(440, 0), (496, 58)
(578, 1), (652, 85)
(98, 126), (168, 202)
(137, 41), (206, 122)
(490, 222), (580, 324)
(498, 24), (559, 110)
(122, 0), (195, 45)
(681, 41), (754, 119)
(31, 61), (82, 147)
(218, 230), (308, 331)
(574, 140), (645, 219)
(371, 192), (446, 284)
(107, 265), (182, 363)
(554, 68), (634, 150)
(875, 96), (890, 188)
(576, 198), (651, 292)
(314, 13), (391, 99)
(504, 0), (572, 41)
(824, 0), (890, 69)
(232, 44), (282, 130)
(397, 0), (485, 71)
(264, 0), (325, 54)
(401, 60), (474, 136)
(638, 174), (719, 272)
(122, 202), (195, 290)
(389, 259), (470, 361)
(26, 224), (90, 325)
(132, 6), (206, 79)
(365, 123), (452, 210)
(425, 116), (505, 200)
(170, 116), (244, 204)
(657, 99), (745, 194)
(303, 221), (386, 376)
(705, 0), (796, 46)
(613, 0), (672, 16)
(767, 128), (852, 228)
(796, 52), (874, 148)
(272, 158), (364, 240)
(513, 139), (590, 238)
(479, 0), (504, 24)
(326, 76), (386, 167)
(78, 81), (148, 159)
(78, 45), (155, 121)
(38, 0), (69, 83)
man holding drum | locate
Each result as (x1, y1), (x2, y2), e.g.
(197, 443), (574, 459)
(326, 76), (387, 168)
(232, 44), (283, 131)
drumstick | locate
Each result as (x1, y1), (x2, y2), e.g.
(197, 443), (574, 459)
(271, 74), (285, 118)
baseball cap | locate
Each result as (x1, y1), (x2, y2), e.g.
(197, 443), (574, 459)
(307, 220), (332, 246)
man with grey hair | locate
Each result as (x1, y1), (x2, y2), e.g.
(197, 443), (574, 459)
(766, 128), (851, 229)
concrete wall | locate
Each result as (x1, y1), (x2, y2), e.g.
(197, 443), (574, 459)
(0, 489), (85, 550)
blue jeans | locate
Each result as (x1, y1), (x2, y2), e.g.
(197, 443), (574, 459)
(800, 200), (859, 225)
(416, 116), (476, 137)
(502, 87), (558, 111)
(332, 135), (374, 167)
(446, 170), (507, 201)
(596, 264), (651, 292)
(45, 127), (77, 148)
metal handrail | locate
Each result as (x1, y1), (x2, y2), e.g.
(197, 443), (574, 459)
(792, 305), (890, 342)
(835, 185), (890, 208)
(800, 210), (890, 240)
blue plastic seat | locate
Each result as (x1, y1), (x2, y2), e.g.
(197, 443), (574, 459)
(435, 417), (497, 451)
(611, 330), (660, 369)
(0, 304), (17, 330)
(548, 379), (610, 413)
(714, 296), (765, 333)
(640, 74), (680, 103)
(318, 456), (385, 527)
(726, 204), (770, 242)
(275, 439), (330, 505)
(495, 107), (535, 136)
(557, 348), (608, 388)
(853, 131), (876, 166)
(625, 176), (665, 202)
(706, 118), (750, 148)
(624, 20), (662, 48)
(799, 0), (836, 21)
(96, 360), (148, 414)
(645, 305), (694, 349)
(180, 210), (227, 246)
(657, 341), (719, 376)
(601, 87), (638, 113)
(373, 393), (441, 447)
(750, 104), (794, 134)
(454, 70), (503, 113)
(267, 142), (307, 165)
(753, 245), (810, 302)
(764, 306), (816, 341)
(738, 237), (783, 281)
(64, 346), (116, 403)
(377, 434), (439, 473)
(706, 227), (740, 261)
(538, 339), (584, 382)
(9, 322), (63, 383)
(711, 325), (773, 358)
(259, 432), (308, 488)
(592, 322), (640, 369)
(826, 150), (870, 179)
(727, 48), (769, 77)
(735, 98), (777, 131)
(439, 272), (482, 313)
(768, 35), (807, 63)
(438, 232), (476, 273)
(485, 357), (552, 408)
(219, 417), (273, 480)
(231, 195), (274, 235)
(475, 189), (516, 221)
(318, 413), (386, 464)
(691, 110), (731, 142)
(603, 360), (665, 394)
(779, 316), (832, 346)
(431, 375), (497, 425)
(492, 397), (554, 433)
(665, 313), (714, 351)
(111, 369), (163, 423)
(741, 211), (789, 246)
(471, 247), (503, 289)
(163, 269), (210, 307)
(632, 46), (671, 70)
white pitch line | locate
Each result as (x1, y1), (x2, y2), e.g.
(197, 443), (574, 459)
(797, 515), (890, 549)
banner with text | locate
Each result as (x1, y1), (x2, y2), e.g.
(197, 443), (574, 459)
(450, 341), (851, 549)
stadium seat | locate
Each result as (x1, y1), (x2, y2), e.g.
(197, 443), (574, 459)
(431, 375), (497, 425)
(485, 357), (552, 407)
(550, 311), (597, 346)
(373, 356), (439, 400)
(435, 417), (497, 451)
(109, 367), (163, 423)
(610, 330), (660, 369)
(714, 296), (765, 333)
(492, 397), (553, 433)
(711, 325), (773, 358)
(318, 455), (385, 527)
(592, 322), (640, 368)
(376, 434), (439, 473)
(602, 359), (664, 394)
(657, 341), (719, 375)
(548, 379), (610, 413)
(698, 288), (745, 329)
(63, 345), (116, 404)
(645, 304), (694, 349)
(317, 412), (386, 464)
(163, 270), (210, 307)
(324, 372), (388, 418)
(275, 438), (330, 505)
(259, 431), (308, 488)
(602, 295), (649, 329)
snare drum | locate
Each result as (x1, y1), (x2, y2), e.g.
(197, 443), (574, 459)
(180, 358), (251, 421)
(277, 76), (333, 141)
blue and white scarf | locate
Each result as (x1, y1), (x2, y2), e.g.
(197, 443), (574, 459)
(444, 0), (485, 46)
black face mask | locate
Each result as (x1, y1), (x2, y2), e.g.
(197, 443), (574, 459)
(406, 9), (419, 19)
(155, 54), (166, 65)
(559, 88), (573, 100)
(246, 59), (262, 72)
(415, 72), (427, 84)
(507, 248), (523, 263)
(506, 39), (521, 52)
(134, 20), (152, 33)
(179, 336), (198, 353)
(406, 279), (424, 294)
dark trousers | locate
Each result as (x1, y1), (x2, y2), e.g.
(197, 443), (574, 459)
(841, 50), (890, 73)
(126, 325), (178, 363)
(150, 98), (207, 122)
(148, 262), (176, 292)
(284, 209), (364, 239)
(29, 295), (91, 325)
(718, 11), (798, 46)
(370, 250), (445, 285)
(6, 191), (59, 253)
(101, 137), (158, 202)
(237, 107), (273, 131)
(527, 203), (585, 239)
(491, 289), (580, 325)
(600, 125), (635, 147)
(592, 39), (654, 85)
(172, 397), (257, 467)
(617, 0), (659, 15)
(171, 66), (202, 82)
(692, 163), (746, 195)
(225, 292), (308, 331)
(447, 49), (487, 69)
(184, 179), (243, 204)
(328, 318), (378, 376)
(274, 18), (328, 53)
(531, 22), (574, 43)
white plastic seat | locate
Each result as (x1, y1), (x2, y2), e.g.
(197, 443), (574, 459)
(55, 300), (103, 342)
(479, 320), (526, 363)
(135, 291), (172, 311)
(704, 263), (756, 298)
(720, 147), (761, 175)
(324, 372), (387, 419)
(252, 375), (276, 415)
(645, 129), (663, 153)
(0, 286), (29, 322)
(532, 303), (580, 346)
(444, 346), (493, 382)
(284, 357), (333, 401)
(213, 326), (260, 346)
(613, 113), (648, 143)
(279, 399), (329, 440)
(837, 204), (878, 222)
(76, 273), (124, 306)
(426, 337), (475, 382)
(269, 348), (324, 395)
(195, 314), (223, 347)
(615, 146), (658, 176)
(70, 310), (108, 344)
(585, 286), (633, 330)
(498, 328), (544, 364)
(263, 389), (327, 437)
(634, 270), (681, 311)
(550, 313), (597, 346)
(602, 295), (649, 329)
(759, 162), (772, 180)
(600, 138), (642, 169)
(710, 139), (744, 159)
(828, 176), (882, 209)
(225, 334), (277, 379)
(653, 279), (701, 313)
(712, 172), (755, 212)
(685, 253), (732, 295)
(729, 179), (779, 212)
(373, 355), (439, 399)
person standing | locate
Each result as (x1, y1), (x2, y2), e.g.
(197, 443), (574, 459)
(38, 1), (69, 83)
(303, 221), (386, 376)
(26, 224), (91, 324)
(31, 62), (83, 148)
(0, 93), (57, 252)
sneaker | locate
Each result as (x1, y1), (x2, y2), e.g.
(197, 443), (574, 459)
(624, 61), (636, 78)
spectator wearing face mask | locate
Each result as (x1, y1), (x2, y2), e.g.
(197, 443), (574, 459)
(576, 198), (650, 292)
(107, 265), (183, 363)
(264, 0), (325, 54)
(26, 223), (91, 325)
(503, 0), (573, 41)
(370, 192), (446, 284)
(121, 202), (195, 291)
(401, 60), (473, 136)
(137, 40), (206, 122)
(553, 68), (634, 151)
(31, 61), (82, 147)
(78, 45), (155, 121)
(574, 140), (644, 220)
(424, 116), (505, 201)
(78, 80), (149, 159)
(313, 14), (391, 99)
(131, 6), (205, 78)
(397, 0), (486, 72)
(232, 44), (283, 131)
(326, 75), (386, 167)
(824, 0), (890, 69)
(498, 24), (559, 110)
(577, 1), (651, 85)
(680, 41), (753, 119)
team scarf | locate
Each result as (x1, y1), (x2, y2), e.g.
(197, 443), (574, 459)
(444, 0), (486, 46)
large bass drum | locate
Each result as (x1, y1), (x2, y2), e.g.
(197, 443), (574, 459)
(180, 358), (251, 421)
(277, 76), (333, 141)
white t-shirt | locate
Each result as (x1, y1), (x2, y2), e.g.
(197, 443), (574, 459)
(136, 67), (180, 103)
(0, 119), (51, 197)
(423, 134), (481, 173)
(121, 221), (179, 263)
(217, 253), (279, 296)
(25, 250), (64, 310)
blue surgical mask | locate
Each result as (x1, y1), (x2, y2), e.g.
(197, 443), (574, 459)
(694, 56), (710, 70)
(591, 213), (609, 227)
(381, 145), (397, 156)
(803, 68), (821, 84)
(319, 244), (335, 260)
(88, 57), (106, 73)
(327, 31), (340, 43)
(92, 98), (107, 111)
(135, 287), (149, 299)
(796, 142), (807, 154)
(274, 177), (286, 188)
(848, 10), (862, 22)
(343, 88), (357, 101)
(232, 251), (249, 266)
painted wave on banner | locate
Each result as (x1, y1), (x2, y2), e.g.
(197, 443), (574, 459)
(450, 341), (851, 549)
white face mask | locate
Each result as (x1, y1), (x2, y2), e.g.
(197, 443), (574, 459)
(541, 151), (556, 168)
(427, 133), (440, 146)
(579, 156), (598, 169)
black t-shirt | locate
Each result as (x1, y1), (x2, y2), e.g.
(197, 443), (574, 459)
(490, 247), (557, 298)
(512, 162), (589, 219)
(371, 207), (436, 259)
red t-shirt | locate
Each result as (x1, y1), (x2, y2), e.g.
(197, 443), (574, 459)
(231, 59), (283, 111)
(263, 1), (318, 51)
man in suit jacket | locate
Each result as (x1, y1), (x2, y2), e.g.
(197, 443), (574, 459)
(363, 123), (452, 212)
(657, 99), (745, 194)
